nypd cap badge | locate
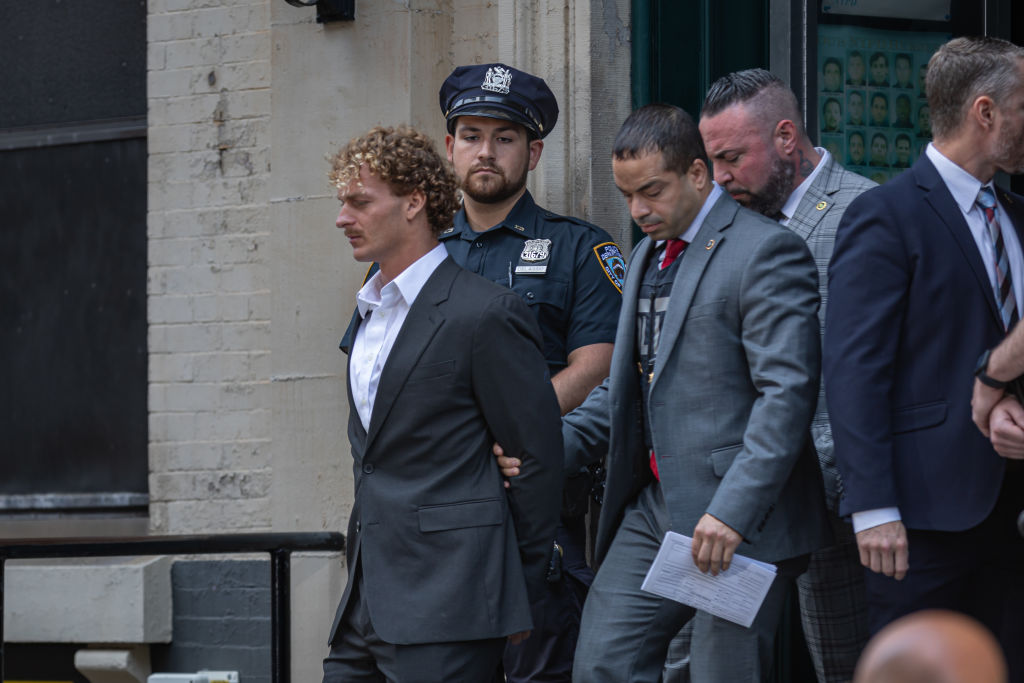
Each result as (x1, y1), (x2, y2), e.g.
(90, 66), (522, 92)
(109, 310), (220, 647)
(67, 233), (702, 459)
(481, 66), (512, 95)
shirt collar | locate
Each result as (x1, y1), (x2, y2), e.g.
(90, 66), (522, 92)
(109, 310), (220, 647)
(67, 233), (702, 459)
(779, 147), (829, 223)
(684, 182), (724, 242)
(655, 183), (724, 250)
(356, 244), (447, 318)
(444, 190), (537, 240)
(926, 142), (986, 214)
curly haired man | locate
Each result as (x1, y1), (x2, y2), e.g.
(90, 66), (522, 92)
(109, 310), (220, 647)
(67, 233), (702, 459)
(322, 125), (563, 682)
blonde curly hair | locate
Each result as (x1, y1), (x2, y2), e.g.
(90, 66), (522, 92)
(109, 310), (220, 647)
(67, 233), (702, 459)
(329, 125), (460, 236)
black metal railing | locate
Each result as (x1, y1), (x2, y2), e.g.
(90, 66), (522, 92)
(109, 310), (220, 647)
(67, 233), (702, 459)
(0, 531), (345, 682)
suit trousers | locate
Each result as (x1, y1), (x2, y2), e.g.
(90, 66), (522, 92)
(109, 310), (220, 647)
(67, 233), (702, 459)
(323, 560), (505, 683)
(662, 514), (867, 683)
(862, 464), (1024, 683)
(795, 513), (869, 683)
(503, 520), (592, 683)
(573, 482), (807, 683)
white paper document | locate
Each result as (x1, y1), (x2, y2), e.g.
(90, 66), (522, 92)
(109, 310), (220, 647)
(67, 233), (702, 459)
(641, 531), (778, 628)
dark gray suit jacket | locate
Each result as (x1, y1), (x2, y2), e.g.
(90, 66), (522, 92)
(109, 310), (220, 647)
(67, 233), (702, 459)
(564, 192), (831, 565)
(329, 256), (563, 645)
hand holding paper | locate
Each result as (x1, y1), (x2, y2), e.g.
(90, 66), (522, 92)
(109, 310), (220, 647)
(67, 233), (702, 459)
(691, 513), (743, 575)
(642, 531), (777, 628)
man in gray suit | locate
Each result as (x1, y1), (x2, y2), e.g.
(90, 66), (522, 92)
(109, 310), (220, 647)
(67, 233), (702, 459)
(322, 125), (563, 681)
(690, 68), (877, 683)
(563, 104), (830, 681)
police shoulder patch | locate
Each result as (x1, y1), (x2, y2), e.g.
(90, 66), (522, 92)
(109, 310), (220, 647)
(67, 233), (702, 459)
(593, 242), (625, 293)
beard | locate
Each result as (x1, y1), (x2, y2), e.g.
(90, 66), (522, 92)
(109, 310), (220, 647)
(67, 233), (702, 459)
(741, 155), (795, 218)
(995, 121), (1024, 175)
(460, 162), (529, 204)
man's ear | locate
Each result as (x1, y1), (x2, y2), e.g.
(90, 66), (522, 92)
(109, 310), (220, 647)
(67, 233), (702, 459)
(971, 95), (997, 131)
(774, 119), (798, 156)
(406, 189), (427, 221)
(528, 139), (544, 171)
(445, 134), (455, 163)
(687, 158), (710, 191)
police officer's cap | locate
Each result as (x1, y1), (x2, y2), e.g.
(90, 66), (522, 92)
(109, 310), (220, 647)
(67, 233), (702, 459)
(440, 63), (559, 139)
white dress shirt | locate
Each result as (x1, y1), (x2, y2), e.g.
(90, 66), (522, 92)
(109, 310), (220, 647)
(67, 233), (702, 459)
(349, 244), (448, 431)
(852, 144), (1024, 533)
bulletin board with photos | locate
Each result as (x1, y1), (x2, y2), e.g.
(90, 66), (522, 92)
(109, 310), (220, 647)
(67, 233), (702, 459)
(817, 25), (949, 185)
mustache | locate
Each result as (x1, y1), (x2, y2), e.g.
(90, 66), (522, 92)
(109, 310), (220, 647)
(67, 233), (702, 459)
(724, 183), (751, 195)
(469, 164), (504, 176)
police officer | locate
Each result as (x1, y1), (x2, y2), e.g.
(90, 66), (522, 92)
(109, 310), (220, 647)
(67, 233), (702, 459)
(339, 64), (622, 681)
(441, 63), (623, 682)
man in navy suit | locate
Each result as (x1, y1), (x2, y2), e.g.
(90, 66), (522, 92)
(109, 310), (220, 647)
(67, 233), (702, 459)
(825, 36), (1024, 680)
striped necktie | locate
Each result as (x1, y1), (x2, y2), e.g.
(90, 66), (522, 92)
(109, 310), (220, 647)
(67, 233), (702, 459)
(977, 186), (1019, 330)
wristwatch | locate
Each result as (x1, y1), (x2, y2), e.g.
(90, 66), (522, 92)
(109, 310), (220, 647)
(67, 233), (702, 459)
(974, 348), (1008, 389)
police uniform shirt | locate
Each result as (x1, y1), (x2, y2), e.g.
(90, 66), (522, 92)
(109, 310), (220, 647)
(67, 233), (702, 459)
(439, 190), (624, 373)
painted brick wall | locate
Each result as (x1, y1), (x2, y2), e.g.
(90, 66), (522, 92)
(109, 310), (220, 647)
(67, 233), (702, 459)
(147, 0), (273, 533)
(150, 559), (271, 682)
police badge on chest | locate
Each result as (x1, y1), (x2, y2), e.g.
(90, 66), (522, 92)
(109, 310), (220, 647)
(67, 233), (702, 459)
(515, 238), (552, 275)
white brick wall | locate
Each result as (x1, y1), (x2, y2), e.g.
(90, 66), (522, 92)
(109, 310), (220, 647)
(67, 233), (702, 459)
(147, 0), (272, 534)
(144, 0), (630, 543)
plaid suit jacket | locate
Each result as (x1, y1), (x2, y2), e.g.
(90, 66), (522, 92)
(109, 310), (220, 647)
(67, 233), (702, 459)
(785, 155), (876, 513)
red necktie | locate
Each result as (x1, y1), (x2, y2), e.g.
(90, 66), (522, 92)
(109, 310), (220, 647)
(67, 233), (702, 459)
(651, 239), (689, 479)
(661, 238), (688, 270)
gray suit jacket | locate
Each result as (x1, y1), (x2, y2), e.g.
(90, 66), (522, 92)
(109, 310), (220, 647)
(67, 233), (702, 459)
(786, 156), (876, 512)
(330, 257), (563, 645)
(564, 192), (831, 565)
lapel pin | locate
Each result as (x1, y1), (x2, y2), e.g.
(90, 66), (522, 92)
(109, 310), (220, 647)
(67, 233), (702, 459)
(705, 239), (716, 250)
(816, 201), (828, 211)
(513, 224), (525, 232)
